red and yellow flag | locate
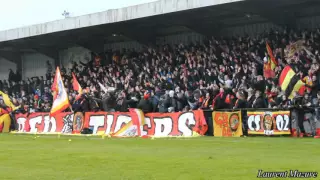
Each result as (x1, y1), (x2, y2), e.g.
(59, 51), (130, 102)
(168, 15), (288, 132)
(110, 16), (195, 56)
(72, 73), (83, 100)
(264, 42), (278, 78)
(50, 67), (70, 116)
(279, 65), (305, 99)
(0, 91), (20, 111)
(266, 42), (277, 70)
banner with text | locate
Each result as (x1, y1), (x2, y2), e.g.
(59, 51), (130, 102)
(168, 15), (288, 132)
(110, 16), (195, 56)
(212, 111), (243, 137)
(16, 112), (75, 134)
(85, 110), (207, 137)
(14, 110), (207, 137)
(247, 110), (291, 135)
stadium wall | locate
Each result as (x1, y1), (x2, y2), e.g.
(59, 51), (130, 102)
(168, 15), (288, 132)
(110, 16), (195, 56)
(22, 53), (54, 79)
(59, 47), (92, 72)
(0, 58), (16, 81)
(103, 32), (206, 52)
(297, 16), (320, 30)
(220, 22), (283, 37)
(104, 41), (144, 52)
(156, 32), (205, 46)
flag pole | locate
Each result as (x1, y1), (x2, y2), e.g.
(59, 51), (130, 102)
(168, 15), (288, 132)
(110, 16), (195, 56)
(69, 105), (74, 113)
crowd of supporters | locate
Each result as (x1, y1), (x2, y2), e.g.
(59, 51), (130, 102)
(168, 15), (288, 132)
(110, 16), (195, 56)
(1, 29), (320, 119)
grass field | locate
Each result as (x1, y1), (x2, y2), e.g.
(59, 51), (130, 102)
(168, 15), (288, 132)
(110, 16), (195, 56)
(0, 134), (319, 180)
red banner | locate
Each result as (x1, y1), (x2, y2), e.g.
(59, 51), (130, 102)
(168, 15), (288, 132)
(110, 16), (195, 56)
(143, 110), (207, 137)
(16, 112), (74, 133)
(14, 110), (207, 137)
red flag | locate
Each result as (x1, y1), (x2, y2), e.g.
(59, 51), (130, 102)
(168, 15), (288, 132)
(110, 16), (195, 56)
(264, 42), (277, 78)
(266, 42), (277, 70)
(72, 73), (83, 100)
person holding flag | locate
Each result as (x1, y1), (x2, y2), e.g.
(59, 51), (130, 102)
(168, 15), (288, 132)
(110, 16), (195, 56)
(50, 67), (71, 116)
(71, 73), (90, 112)
(0, 91), (21, 131)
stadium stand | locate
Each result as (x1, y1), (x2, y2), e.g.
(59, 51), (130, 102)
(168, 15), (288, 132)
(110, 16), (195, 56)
(1, 0), (320, 137)
(0, 29), (319, 113)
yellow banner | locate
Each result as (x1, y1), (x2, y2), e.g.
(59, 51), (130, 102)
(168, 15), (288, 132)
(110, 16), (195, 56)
(213, 111), (242, 137)
(0, 113), (11, 133)
(247, 111), (291, 135)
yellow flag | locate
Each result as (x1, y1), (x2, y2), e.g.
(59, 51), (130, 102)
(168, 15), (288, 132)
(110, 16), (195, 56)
(0, 91), (20, 111)
(0, 113), (11, 132)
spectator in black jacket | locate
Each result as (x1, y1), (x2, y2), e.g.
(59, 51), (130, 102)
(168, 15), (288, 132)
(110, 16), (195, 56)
(252, 90), (267, 108)
(176, 92), (187, 111)
(8, 69), (15, 83)
(305, 75), (318, 100)
(11, 81), (20, 95)
(115, 91), (131, 112)
(158, 95), (168, 113)
(72, 95), (89, 113)
(234, 90), (247, 109)
(234, 90), (248, 135)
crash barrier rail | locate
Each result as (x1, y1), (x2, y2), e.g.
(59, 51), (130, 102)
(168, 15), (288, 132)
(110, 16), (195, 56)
(1, 108), (319, 137)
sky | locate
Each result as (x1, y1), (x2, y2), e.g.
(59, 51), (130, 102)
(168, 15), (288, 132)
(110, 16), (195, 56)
(0, 0), (157, 31)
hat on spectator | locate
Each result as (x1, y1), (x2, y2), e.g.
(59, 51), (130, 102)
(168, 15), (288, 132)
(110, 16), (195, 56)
(144, 91), (150, 100)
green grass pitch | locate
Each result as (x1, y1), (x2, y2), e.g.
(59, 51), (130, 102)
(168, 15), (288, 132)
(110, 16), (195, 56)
(0, 134), (319, 180)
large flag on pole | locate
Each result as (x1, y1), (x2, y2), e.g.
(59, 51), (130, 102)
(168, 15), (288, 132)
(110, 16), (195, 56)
(72, 73), (83, 100)
(264, 42), (277, 78)
(279, 65), (305, 99)
(0, 91), (20, 111)
(50, 67), (70, 116)
(285, 40), (304, 59)
(285, 40), (316, 61)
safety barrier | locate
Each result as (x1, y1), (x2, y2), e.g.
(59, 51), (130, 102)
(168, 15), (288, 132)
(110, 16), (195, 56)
(1, 108), (320, 137)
